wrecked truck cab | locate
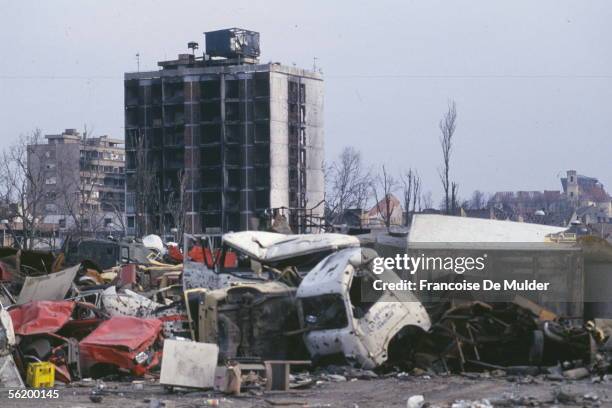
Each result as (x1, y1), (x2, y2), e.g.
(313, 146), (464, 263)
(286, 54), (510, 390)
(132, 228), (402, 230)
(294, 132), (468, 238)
(296, 247), (430, 369)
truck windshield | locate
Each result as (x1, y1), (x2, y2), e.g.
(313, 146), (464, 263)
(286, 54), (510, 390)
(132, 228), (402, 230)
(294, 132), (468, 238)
(300, 294), (348, 330)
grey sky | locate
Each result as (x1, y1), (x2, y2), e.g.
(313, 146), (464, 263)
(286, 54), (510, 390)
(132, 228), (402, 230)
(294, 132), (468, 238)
(1, 0), (610, 203)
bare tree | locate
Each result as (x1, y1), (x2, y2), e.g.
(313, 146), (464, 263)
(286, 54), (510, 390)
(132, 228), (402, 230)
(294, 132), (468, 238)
(57, 146), (105, 239)
(438, 100), (457, 214)
(166, 170), (188, 244)
(0, 130), (47, 249)
(469, 190), (487, 210)
(372, 165), (399, 229)
(412, 172), (422, 214)
(402, 169), (422, 225)
(132, 130), (159, 236)
(402, 170), (413, 226)
(451, 181), (459, 214)
(108, 202), (127, 237)
(325, 147), (372, 225)
(421, 191), (434, 210)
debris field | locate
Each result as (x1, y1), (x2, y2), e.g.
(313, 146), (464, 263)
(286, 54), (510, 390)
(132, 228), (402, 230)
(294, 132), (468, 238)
(1, 215), (612, 407)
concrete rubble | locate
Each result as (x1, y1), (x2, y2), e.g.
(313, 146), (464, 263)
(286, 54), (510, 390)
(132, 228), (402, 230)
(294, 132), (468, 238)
(0, 218), (611, 407)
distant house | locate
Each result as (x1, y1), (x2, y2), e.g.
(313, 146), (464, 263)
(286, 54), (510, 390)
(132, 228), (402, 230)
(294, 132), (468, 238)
(488, 170), (612, 227)
(569, 205), (612, 225)
(366, 194), (403, 227)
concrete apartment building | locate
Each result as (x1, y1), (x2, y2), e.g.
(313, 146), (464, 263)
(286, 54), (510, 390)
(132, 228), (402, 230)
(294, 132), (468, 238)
(124, 28), (324, 236)
(28, 129), (126, 235)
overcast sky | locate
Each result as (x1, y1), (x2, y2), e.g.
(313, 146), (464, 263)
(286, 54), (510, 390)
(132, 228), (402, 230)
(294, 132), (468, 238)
(1, 0), (610, 203)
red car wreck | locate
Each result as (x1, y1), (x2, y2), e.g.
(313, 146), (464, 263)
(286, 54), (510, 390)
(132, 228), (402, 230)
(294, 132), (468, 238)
(79, 316), (163, 377)
(8, 301), (163, 381)
(9, 300), (103, 382)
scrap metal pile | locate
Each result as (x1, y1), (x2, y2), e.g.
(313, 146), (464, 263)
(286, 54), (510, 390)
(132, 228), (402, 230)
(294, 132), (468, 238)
(0, 227), (611, 395)
(396, 298), (609, 378)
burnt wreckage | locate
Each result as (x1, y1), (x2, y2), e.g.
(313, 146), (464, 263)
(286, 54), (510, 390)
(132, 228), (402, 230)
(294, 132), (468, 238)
(1, 215), (612, 392)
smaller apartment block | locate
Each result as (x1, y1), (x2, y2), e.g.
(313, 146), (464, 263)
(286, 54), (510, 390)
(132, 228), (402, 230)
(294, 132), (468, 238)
(28, 129), (126, 234)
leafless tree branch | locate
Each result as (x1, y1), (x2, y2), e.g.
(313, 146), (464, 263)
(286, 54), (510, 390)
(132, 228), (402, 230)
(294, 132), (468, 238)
(438, 99), (457, 214)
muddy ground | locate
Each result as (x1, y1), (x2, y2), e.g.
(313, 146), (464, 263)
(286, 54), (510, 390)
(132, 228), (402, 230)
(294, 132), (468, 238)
(1, 375), (611, 408)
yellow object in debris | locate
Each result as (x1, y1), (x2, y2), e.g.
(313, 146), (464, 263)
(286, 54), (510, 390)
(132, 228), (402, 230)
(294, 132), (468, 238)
(100, 271), (118, 282)
(26, 362), (55, 388)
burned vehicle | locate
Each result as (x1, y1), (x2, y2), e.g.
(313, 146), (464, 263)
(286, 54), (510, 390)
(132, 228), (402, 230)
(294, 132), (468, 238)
(188, 281), (304, 361)
(63, 237), (160, 270)
(296, 247), (431, 369)
(183, 232), (361, 361)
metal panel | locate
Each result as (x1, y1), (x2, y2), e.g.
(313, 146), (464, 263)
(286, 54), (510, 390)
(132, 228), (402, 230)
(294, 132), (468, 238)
(205, 28), (260, 59)
(160, 340), (218, 389)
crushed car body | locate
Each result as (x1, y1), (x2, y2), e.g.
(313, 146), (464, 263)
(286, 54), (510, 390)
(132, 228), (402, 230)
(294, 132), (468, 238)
(9, 300), (76, 336)
(79, 316), (163, 377)
(190, 281), (304, 361)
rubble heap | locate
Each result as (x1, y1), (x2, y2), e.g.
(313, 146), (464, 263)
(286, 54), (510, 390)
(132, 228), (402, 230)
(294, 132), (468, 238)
(0, 225), (611, 402)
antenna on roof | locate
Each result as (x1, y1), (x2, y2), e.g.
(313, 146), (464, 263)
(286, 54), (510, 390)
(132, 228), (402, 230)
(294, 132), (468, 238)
(136, 53), (140, 72)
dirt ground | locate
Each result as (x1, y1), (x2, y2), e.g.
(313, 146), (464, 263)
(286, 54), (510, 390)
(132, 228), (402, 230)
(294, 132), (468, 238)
(1, 375), (611, 408)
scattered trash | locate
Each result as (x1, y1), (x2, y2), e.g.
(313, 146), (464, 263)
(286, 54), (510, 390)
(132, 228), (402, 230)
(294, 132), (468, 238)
(451, 399), (492, 408)
(563, 367), (590, 380)
(89, 392), (103, 403)
(224, 362), (241, 396)
(406, 395), (425, 408)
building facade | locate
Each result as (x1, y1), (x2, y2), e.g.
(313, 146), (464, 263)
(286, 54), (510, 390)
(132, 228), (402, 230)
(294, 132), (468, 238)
(124, 28), (324, 236)
(560, 170), (612, 224)
(488, 169), (612, 226)
(28, 129), (126, 235)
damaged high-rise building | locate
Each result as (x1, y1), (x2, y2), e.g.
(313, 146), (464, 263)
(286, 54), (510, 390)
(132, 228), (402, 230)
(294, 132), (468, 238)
(124, 28), (324, 236)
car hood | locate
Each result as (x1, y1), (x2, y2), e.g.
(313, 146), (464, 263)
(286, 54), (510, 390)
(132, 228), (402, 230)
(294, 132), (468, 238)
(222, 231), (360, 263)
